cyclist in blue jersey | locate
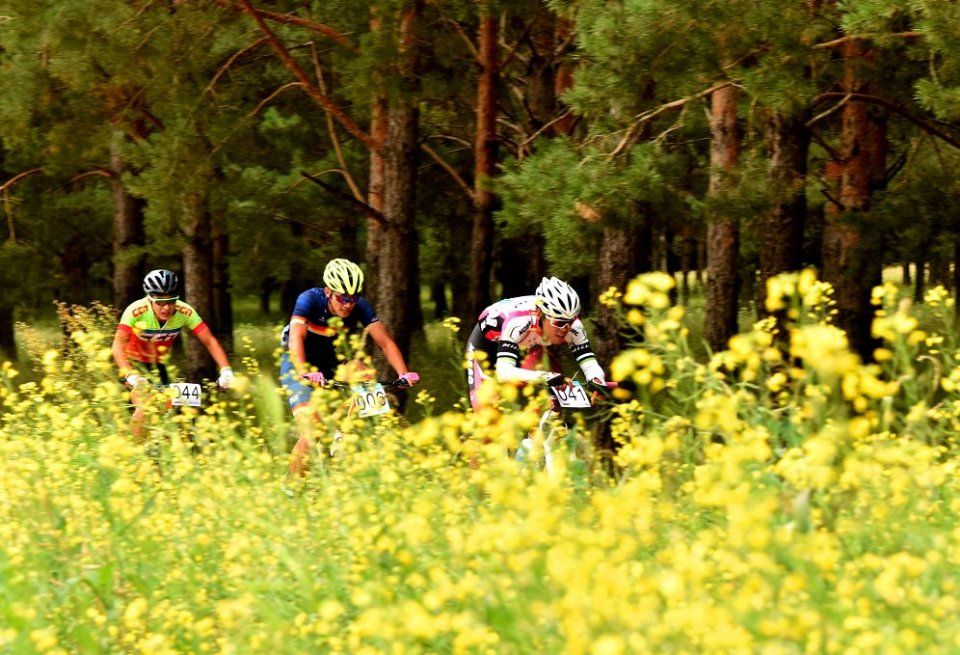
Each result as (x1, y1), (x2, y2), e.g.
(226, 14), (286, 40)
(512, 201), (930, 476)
(281, 258), (419, 476)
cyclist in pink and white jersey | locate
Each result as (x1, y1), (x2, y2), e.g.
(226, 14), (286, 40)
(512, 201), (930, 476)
(465, 276), (610, 410)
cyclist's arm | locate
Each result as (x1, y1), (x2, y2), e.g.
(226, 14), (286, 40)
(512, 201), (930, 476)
(367, 322), (409, 376)
(111, 326), (134, 375)
(495, 341), (555, 383)
(568, 323), (606, 383)
(194, 327), (231, 370)
(287, 319), (310, 375)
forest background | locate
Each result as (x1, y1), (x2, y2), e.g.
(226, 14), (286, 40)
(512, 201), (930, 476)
(3, 0), (960, 386)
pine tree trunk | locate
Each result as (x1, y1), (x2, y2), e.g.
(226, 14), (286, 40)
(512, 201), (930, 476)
(212, 217), (233, 354)
(593, 225), (640, 365)
(365, 95), (388, 306)
(914, 257), (925, 303)
(902, 262), (911, 286)
(705, 85), (741, 352)
(822, 42), (885, 357)
(110, 145), (145, 310)
(468, 11), (499, 319)
(374, 1), (421, 374)
(0, 304), (14, 358)
(182, 193), (216, 381)
(954, 238), (960, 302)
(760, 112), (809, 310)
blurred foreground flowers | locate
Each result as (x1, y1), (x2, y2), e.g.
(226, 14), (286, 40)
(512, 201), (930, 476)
(1, 278), (960, 653)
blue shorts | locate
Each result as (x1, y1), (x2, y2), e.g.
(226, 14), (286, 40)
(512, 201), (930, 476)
(279, 352), (329, 410)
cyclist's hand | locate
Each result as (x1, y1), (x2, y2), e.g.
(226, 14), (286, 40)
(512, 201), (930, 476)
(302, 371), (326, 386)
(399, 372), (420, 387)
(217, 366), (235, 389)
(125, 374), (145, 388)
(588, 378), (615, 398)
(545, 373), (569, 389)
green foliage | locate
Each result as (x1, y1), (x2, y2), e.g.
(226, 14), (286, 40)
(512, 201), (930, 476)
(496, 140), (674, 278)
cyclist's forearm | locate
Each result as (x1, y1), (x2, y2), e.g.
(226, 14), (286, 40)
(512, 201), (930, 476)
(495, 358), (552, 383)
(579, 357), (605, 383)
(111, 333), (132, 374)
(380, 341), (409, 376)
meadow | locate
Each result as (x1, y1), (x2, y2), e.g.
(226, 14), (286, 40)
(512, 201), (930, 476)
(2, 272), (960, 654)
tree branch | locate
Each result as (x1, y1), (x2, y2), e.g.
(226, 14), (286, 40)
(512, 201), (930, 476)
(806, 91), (850, 127)
(0, 167), (43, 193)
(312, 43), (364, 202)
(609, 81), (735, 158)
(420, 143), (474, 201)
(69, 168), (114, 184)
(1, 167), (42, 243)
(213, 0), (356, 51)
(235, 0), (379, 151)
(518, 110), (571, 158)
(300, 171), (388, 226)
(247, 82), (302, 117)
(205, 36), (269, 98)
(812, 31), (922, 50)
(813, 92), (960, 151)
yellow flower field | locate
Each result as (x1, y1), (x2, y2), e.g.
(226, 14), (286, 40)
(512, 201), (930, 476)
(2, 274), (960, 654)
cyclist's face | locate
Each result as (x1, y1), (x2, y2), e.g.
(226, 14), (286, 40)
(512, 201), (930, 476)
(542, 314), (575, 344)
(150, 296), (178, 320)
(326, 288), (358, 317)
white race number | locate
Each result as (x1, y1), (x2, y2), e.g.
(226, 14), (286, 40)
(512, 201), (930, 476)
(353, 383), (391, 417)
(169, 382), (202, 407)
(550, 380), (592, 408)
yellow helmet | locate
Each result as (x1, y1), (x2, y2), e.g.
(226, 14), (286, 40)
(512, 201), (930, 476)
(323, 258), (364, 294)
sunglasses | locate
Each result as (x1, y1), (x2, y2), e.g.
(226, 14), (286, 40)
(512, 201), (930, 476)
(548, 317), (575, 329)
(150, 296), (179, 306)
(334, 293), (359, 305)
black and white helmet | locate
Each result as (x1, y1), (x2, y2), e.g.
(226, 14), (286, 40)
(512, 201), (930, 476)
(323, 258), (364, 294)
(535, 276), (580, 320)
(143, 269), (178, 296)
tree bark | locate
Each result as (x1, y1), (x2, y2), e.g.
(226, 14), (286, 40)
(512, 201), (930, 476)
(110, 145), (146, 310)
(705, 84), (741, 352)
(374, 1), (421, 375)
(822, 42), (885, 357)
(212, 215), (233, 354)
(760, 112), (809, 310)
(468, 11), (499, 319)
(0, 304), (14, 358)
(954, 237), (960, 302)
(365, 93), (388, 307)
(914, 257), (925, 303)
(182, 192), (217, 380)
(593, 224), (640, 365)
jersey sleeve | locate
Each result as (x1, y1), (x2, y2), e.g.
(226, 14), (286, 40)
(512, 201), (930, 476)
(118, 300), (149, 333)
(177, 301), (207, 332)
(355, 298), (379, 326)
(291, 290), (317, 322)
(567, 320), (605, 382)
(494, 316), (551, 383)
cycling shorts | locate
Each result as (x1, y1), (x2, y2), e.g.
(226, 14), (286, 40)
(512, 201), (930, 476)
(279, 352), (335, 411)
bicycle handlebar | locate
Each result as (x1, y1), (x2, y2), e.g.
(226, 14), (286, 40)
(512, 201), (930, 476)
(322, 379), (411, 391)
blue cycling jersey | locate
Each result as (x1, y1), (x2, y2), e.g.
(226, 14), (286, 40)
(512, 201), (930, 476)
(280, 288), (379, 373)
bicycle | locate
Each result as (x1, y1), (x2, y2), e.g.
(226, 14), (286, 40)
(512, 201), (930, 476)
(321, 378), (410, 457)
(282, 377), (411, 494)
(516, 379), (613, 475)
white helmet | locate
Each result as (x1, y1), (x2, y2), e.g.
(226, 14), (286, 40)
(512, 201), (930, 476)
(143, 269), (178, 296)
(323, 258), (364, 294)
(535, 276), (580, 320)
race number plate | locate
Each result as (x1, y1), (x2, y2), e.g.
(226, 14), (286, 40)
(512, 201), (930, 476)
(353, 383), (391, 418)
(169, 382), (202, 407)
(550, 381), (592, 408)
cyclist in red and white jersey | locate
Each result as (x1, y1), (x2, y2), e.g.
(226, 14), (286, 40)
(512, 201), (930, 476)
(465, 276), (610, 410)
